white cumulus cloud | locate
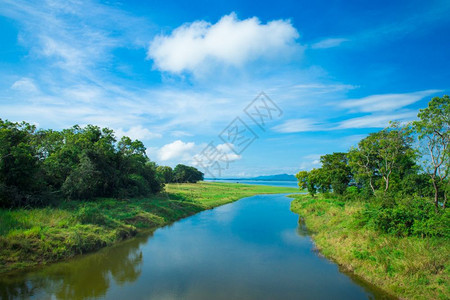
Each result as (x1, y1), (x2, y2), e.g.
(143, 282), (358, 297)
(147, 12), (300, 74)
(215, 143), (242, 161)
(158, 140), (196, 161)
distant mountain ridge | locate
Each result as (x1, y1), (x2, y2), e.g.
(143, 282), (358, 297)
(249, 174), (297, 181)
(206, 173), (297, 181)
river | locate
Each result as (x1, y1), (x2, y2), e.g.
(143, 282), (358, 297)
(0, 193), (393, 299)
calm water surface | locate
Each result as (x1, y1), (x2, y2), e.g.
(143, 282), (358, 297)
(0, 194), (393, 299)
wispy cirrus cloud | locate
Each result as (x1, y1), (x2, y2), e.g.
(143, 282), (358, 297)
(0, 0), (152, 75)
(273, 89), (441, 133)
(337, 111), (417, 129)
(115, 126), (162, 141)
(11, 77), (39, 93)
(272, 118), (323, 133)
(311, 2), (450, 51)
(310, 38), (349, 49)
(339, 89), (442, 112)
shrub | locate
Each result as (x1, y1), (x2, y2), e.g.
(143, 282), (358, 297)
(357, 196), (449, 238)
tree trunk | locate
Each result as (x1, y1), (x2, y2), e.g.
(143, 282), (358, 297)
(369, 177), (376, 194)
(432, 177), (439, 210)
(443, 193), (447, 209)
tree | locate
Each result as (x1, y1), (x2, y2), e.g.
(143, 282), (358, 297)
(413, 95), (449, 209)
(376, 123), (415, 192)
(309, 168), (330, 194)
(156, 166), (173, 183)
(0, 119), (42, 207)
(296, 171), (314, 196)
(295, 169), (329, 197)
(62, 153), (100, 200)
(348, 141), (379, 195)
(173, 164), (204, 183)
(320, 152), (352, 195)
(348, 124), (414, 195)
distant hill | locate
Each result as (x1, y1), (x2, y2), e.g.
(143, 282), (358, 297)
(206, 173), (297, 181)
(249, 174), (297, 181)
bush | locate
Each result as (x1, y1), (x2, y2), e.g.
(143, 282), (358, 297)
(340, 186), (360, 201)
(357, 196), (449, 238)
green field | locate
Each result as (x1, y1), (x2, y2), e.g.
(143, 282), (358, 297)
(290, 194), (450, 300)
(0, 182), (298, 274)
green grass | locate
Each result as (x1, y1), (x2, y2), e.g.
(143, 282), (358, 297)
(290, 194), (450, 300)
(0, 182), (298, 274)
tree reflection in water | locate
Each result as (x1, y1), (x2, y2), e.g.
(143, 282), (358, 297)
(0, 233), (150, 300)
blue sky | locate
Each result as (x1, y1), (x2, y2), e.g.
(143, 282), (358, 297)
(0, 0), (449, 177)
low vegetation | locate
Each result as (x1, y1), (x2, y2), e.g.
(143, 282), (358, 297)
(290, 194), (449, 299)
(0, 182), (298, 274)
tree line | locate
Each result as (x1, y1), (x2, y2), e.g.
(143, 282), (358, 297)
(0, 122), (203, 207)
(296, 96), (448, 237)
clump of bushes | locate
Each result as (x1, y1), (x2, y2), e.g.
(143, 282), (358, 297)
(357, 196), (449, 238)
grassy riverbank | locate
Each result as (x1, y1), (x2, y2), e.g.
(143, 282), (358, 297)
(0, 182), (298, 274)
(290, 194), (449, 300)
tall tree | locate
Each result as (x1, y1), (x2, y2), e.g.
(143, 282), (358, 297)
(413, 95), (449, 209)
(0, 120), (41, 206)
(296, 170), (315, 196)
(348, 123), (414, 194)
(295, 168), (329, 197)
(348, 139), (379, 194)
(376, 123), (415, 192)
(156, 166), (174, 183)
(320, 152), (352, 195)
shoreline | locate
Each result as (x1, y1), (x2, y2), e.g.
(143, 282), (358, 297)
(0, 182), (298, 275)
(289, 194), (449, 300)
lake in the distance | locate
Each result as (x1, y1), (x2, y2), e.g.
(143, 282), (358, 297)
(205, 179), (300, 188)
(0, 194), (393, 299)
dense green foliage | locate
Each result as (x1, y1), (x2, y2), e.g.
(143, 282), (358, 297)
(155, 164), (204, 183)
(156, 165), (174, 183)
(172, 164), (204, 183)
(296, 96), (449, 238)
(0, 121), (203, 207)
